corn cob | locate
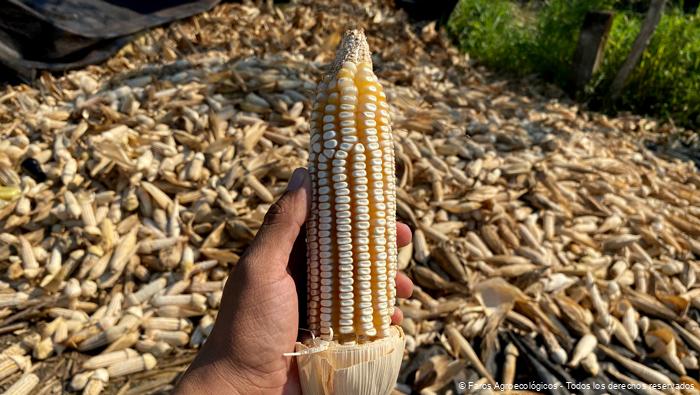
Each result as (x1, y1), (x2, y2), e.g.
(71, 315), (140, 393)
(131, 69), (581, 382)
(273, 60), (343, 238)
(4, 373), (39, 395)
(295, 29), (404, 395)
(82, 369), (109, 395)
(106, 353), (156, 377)
(82, 348), (139, 370)
(306, 28), (398, 342)
(0, 355), (29, 381)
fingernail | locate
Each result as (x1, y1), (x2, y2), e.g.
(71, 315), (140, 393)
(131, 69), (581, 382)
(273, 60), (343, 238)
(287, 168), (305, 192)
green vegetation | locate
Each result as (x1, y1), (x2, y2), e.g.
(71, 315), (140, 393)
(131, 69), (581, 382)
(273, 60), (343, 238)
(447, 0), (700, 128)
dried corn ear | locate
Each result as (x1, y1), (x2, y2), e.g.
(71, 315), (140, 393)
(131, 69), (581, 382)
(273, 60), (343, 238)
(294, 29), (404, 395)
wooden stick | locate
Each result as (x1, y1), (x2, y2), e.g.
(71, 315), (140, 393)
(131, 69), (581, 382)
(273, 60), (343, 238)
(610, 0), (666, 99)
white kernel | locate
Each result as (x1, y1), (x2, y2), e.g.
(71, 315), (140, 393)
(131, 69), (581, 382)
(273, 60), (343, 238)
(353, 170), (367, 177)
(355, 236), (370, 247)
(342, 61), (357, 71)
(353, 162), (366, 169)
(337, 78), (353, 88)
(341, 86), (358, 95)
(354, 185), (368, 192)
(339, 326), (353, 334)
(340, 299), (354, 307)
(363, 103), (378, 112)
(339, 142), (354, 151)
(362, 94), (377, 102)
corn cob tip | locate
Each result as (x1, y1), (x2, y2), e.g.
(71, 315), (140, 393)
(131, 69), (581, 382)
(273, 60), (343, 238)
(329, 29), (372, 79)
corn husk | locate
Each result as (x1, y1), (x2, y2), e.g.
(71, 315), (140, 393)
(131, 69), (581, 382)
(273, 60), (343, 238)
(295, 326), (405, 395)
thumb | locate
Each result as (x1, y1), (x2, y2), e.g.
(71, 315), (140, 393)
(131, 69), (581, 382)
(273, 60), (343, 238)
(242, 167), (310, 276)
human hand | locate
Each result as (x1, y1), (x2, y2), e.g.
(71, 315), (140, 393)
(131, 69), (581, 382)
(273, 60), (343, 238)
(174, 168), (413, 395)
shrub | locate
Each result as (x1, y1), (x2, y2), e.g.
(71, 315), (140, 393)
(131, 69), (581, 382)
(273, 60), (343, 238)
(447, 0), (700, 128)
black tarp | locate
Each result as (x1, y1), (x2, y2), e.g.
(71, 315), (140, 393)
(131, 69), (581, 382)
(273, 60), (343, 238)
(0, 0), (219, 81)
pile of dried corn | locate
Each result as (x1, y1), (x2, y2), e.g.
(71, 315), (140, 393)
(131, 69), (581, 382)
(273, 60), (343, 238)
(0, 0), (699, 394)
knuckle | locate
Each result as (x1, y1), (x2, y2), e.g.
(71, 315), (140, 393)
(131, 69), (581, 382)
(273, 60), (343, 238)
(262, 196), (289, 227)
